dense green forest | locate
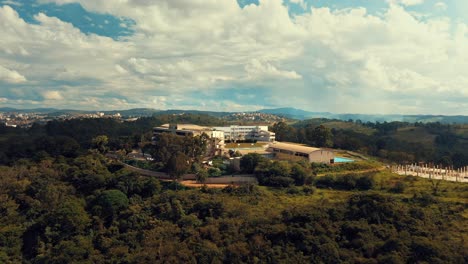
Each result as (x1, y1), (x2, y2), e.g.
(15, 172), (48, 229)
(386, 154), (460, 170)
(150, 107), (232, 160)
(0, 114), (226, 165)
(2, 114), (468, 167)
(1, 152), (467, 263)
(271, 120), (468, 168)
(0, 115), (467, 263)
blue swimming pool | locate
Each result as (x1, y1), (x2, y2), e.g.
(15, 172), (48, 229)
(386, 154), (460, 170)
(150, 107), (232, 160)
(334, 157), (354, 163)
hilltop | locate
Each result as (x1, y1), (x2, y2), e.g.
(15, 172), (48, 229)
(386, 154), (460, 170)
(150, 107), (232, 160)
(3, 107), (468, 124)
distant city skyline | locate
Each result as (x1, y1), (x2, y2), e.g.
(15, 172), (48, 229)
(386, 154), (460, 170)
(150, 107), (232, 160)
(1, 0), (468, 115)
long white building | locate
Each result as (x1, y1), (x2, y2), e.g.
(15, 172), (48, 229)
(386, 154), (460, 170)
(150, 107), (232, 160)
(212, 125), (275, 142)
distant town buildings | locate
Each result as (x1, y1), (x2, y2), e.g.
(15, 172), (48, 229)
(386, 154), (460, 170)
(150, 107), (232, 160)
(222, 112), (286, 123)
(0, 110), (287, 129)
(0, 111), (123, 128)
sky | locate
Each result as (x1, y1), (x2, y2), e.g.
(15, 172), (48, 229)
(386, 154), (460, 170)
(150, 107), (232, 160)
(0, 0), (468, 114)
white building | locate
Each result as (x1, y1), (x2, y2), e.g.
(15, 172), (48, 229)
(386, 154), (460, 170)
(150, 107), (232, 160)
(152, 124), (225, 155)
(212, 125), (275, 142)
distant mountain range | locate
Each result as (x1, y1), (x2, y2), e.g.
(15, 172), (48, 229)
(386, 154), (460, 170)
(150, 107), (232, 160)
(0, 107), (162, 117)
(258, 107), (468, 124)
(2, 107), (468, 124)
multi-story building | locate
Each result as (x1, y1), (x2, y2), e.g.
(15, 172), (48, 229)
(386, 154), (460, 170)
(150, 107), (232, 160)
(212, 125), (275, 142)
(152, 124), (225, 156)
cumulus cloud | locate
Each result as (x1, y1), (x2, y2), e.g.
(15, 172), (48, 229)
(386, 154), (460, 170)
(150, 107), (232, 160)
(0, 0), (21, 6)
(245, 59), (301, 80)
(434, 2), (447, 11)
(42, 90), (63, 100)
(1, 1), (468, 114)
(0, 65), (27, 83)
(388, 0), (424, 6)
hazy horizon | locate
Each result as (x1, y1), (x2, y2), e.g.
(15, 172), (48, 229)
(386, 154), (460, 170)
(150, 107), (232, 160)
(1, 0), (468, 115)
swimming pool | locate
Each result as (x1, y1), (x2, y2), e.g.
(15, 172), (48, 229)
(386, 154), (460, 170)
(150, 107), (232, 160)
(334, 157), (354, 163)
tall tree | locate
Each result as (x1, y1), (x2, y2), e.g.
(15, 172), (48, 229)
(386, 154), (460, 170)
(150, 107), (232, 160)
(91, 135), (109, 154)
(166, 152), (190, 189)
(309, 125), (333, 147)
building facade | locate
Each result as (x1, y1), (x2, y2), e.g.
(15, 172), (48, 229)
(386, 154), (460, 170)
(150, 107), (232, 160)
(152, 124), (225, 156)
(267, 142), (335, 163)
(212, 125), (275, 142)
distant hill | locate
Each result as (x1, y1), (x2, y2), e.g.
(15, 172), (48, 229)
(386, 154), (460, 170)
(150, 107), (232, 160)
(2, 107), (468, 124)
(154, 109), (231, 118)
(258, 108), (468, 124)
(102, 108), (161, 117)
(258, 107), (333, 120)
(0, 107), (162, 117)
(0, 107), (64, 114)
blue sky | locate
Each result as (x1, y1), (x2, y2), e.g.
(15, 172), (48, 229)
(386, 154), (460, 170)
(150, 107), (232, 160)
(0, 0), (467, 114)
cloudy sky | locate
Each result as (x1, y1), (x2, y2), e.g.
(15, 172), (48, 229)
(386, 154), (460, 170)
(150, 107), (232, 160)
(0, 0), (467, 114)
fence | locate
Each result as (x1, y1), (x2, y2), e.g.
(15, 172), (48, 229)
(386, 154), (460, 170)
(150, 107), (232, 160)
(391, 164), (468, 183)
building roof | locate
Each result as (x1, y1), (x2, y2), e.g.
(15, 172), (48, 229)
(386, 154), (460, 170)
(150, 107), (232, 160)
(268, 142), (322, 154)
(236, 149), (271, 155)
(159, 123), (211, 131)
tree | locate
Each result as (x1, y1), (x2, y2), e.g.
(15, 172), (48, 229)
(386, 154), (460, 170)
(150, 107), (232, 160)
(166, 152), (190, 188)
(49, 197), (90, 236)
(92, 135), (109, 154)
(291, 164), (309, 186)
(240, 153), (265, 173)
(138, 132), (153, 158)
(96, 190), (129, 221)
(272, 122), (294, 141)
(308, 125), (333, 147)
(254, 160), (293, 187)
(192, 163), (208, 183)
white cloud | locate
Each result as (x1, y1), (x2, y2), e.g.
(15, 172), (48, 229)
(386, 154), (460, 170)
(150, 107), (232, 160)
(1, 1), (468, 114)
(245, 59), (301, 80)
(0, 0), (22, 6)
(0, 65), (27, 83)
(434, 2), (447, 11)
(388, 0), (425, 6)
(42, 90), (63, 100)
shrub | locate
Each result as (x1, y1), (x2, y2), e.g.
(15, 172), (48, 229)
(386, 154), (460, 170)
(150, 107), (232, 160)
(266, 176), (294, 188)
(302, 186), (316, 195)
(356, 175), (375, 190)
(390, 181), (407, 193)
(208, 167), (222, 177)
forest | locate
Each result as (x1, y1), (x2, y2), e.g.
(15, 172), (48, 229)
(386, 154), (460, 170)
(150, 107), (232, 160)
(1, 113), (468, 167)
(1, 151), (467, 263)
(0, 114), (467, 263)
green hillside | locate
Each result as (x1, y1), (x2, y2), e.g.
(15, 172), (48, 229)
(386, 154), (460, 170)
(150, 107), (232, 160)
(392, 126), (436, 144)
(0, 115), (467, 263)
